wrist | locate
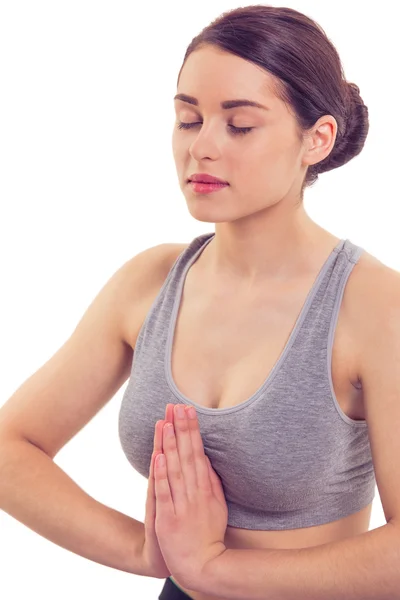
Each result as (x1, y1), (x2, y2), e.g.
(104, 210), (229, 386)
(193, 544), (228, 593)
(125, 520), (149, 576)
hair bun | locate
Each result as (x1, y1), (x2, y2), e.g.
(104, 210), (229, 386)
(315, 82), (368, 177)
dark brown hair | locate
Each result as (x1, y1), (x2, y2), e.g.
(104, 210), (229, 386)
(177, 4), (369, 193)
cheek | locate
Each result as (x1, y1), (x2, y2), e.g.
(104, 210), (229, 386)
(246, 133), (300, 177)
(171, 135), (185, 165)
(171, 129), (178, 154)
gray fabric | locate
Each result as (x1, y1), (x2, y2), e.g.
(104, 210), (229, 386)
(118, 232), (376, 530)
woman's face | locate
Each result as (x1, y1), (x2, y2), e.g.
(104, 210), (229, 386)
(172, 45), (312, 223)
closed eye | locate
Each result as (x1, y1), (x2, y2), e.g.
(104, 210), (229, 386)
(176, 121), (253, 136)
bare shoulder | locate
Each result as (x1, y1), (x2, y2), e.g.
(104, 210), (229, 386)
(121, 242), (189, 349)
(348, 248), (400, 311)
(155, 242), (190, 278)
(344, 247), (400, 371)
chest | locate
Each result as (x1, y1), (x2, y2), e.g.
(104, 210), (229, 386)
(170, 269), (365, 421)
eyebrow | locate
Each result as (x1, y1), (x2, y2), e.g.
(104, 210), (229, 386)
(173, 93), (270, 111)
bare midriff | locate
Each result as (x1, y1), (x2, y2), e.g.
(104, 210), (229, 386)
(169, 501), (372, 600)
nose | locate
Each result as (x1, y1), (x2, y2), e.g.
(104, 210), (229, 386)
(188, 126), (222, 162)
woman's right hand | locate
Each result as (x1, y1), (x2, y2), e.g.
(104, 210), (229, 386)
(140, 415), (172, 579)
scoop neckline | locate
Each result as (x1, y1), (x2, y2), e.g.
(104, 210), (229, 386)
(164, 234), (346, 416)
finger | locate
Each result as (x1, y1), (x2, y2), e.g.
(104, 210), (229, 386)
(154, 453), (175, 519)
(173, 404), (198, 496)
(185, 406), (212, 496)
(146, 451), (159, 522)
(165, 403), (175, 425)
(149, 422), (163, 502)
(205, 455), (226, 505)
(149, 420), (165, 508)
(162, 421), (189, 513)
(163, 404), (175, 454)
(154, 419), (165, 454)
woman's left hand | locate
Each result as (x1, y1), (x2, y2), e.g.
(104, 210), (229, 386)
(153, 403), (228, 590)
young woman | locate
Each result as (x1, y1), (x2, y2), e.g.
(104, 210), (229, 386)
(124, 5), (396, 599)
(2, 5), (398, 600)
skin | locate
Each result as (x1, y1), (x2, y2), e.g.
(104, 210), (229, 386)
(172, 44), (340, 289)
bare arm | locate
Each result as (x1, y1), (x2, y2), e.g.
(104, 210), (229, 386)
(0, 243), (183, 577)
(0, 439), (146, 574)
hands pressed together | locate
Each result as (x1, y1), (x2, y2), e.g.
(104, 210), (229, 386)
(142, 403), (228, 590)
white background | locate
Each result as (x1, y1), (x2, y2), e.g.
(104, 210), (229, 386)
(0, 1), (398, 598)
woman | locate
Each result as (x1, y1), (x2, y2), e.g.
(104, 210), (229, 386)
(1, 5), (397, 600)
(119, 4), (398, 600)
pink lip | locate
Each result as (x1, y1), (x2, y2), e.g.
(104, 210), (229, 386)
(189, 181), (229, 194)
(188, 173), (229, 184)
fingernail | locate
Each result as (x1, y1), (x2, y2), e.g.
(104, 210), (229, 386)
(164, 423), (174, 436)
(187, 407), (197, 419)
(175, 405), (185, 419)
(157, 454), (165, 467)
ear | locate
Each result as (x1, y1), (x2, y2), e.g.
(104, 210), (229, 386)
(301, 115), (338, 168)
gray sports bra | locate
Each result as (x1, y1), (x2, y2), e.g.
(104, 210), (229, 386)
(118, 232), (376, 530)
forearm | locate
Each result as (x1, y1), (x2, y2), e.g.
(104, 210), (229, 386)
(0, 439), (146, 576)
(200, 521), (400, 600)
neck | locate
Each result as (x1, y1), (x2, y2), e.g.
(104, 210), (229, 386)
(205, 204), (339, 286)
